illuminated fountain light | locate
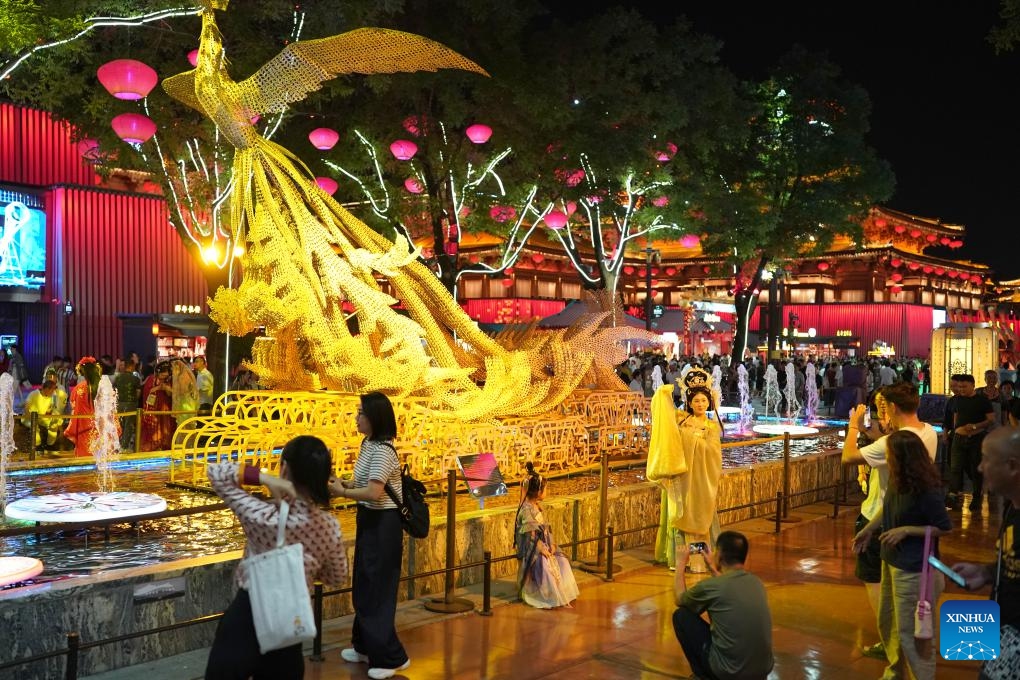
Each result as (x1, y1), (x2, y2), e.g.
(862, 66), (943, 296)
(0, 556), (43, 587)
(752, 424), (820, 436)
(5, 492), (167, 523)
(710, 406), (742, 421)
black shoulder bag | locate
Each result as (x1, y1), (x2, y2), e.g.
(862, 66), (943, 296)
(381, 443), (430, 538)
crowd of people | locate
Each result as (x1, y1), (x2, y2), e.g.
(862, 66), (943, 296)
(8, 346), (226, 454)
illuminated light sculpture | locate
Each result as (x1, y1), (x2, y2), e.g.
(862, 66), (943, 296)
(111, 113), (157, 144)
(161, 6), (654, 420)
(465, 123), (492, 143)
(97, 59), (159, 100)
(930, 324), (997, 394)
(680, 234), (700, 248)
(544, 210), (568, 230)
(315, 176), (338, 194)
(308, 127), (339, 150)
(404, 177), (424, 193)
(389, 139), (418, 160)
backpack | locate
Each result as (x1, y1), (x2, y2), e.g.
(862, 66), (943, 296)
(381, 444), (430, 538)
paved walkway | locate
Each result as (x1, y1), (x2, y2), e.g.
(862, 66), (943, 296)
(82, 494), (1001, 680)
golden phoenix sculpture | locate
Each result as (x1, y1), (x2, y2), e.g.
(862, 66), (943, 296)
(164, 3), (641, 419)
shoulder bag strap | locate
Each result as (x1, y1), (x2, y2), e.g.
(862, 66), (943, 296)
(276, 500), (290, 549)
(379, 442), (404, 509)
(919, 525), (932, 602)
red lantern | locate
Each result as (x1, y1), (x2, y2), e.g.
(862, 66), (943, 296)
(489, 205), (517, 223)
(681, 234), (700, 248)
(446, 241), (458, 255)
(939, 236), (951, 245)
(531, 253), (545, 265)
(501, 278), (514, 288)
(565, 201), (577, 215)
(934, 267), (946, 276)
(891, 273), (903, 282)
(909, 228), (922, 238)
(874, 218), (887, 228)
(97, 59), (158, 100)
(504, 267), (515, 276)
(652, 196), (669, 207)
(948, 271), (959, 279)
(890, 285), (902, 294)
(925, 233), (938, 243)
(650, 279), (659, 287)
(404, 177), (423, 194)
(922, 266), (934, 274)
(638, 268), (647, 277)
(971, 275), (983, 285)
(817, 261), (830, 271)
(665, 267), (677, 276)
(544, 210), (568, 230)
(702, 265), (711, 274)
(908, 262), (921, 270)
(390, 140), (418, 160)
(894, 224), (907, 234)
(315, 177), (338, 195)
(111, 113), (157, 144)
(308, 127), (339, 150)
(623, 265), (635, 275)
(949, 240), (964, 248)
(890, 258), (902, 267)
(188, 49), (199, 67)
(465, 124), (492, 144)
(469, 254), (480, 264)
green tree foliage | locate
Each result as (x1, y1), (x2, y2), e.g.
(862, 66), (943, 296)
(691, 46), (895, 361)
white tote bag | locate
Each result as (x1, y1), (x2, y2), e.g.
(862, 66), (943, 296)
(244, 501), (317, 653)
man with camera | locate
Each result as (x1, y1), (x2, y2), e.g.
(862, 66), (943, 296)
(672, 531), (773, 680)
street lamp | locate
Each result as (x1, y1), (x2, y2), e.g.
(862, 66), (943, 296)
(642, 246), (660, 332)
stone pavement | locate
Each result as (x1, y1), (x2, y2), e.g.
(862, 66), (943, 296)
(81, 495), (1001, 679)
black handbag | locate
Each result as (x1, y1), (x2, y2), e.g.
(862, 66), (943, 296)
(381, 444), (429, 538)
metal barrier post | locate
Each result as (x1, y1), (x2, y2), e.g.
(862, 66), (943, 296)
(424, 469), (473, 613)
(774, 493), (783, 534)
(605, 526), (615, 582)
(782, 433), (791, 518)
(310, 583), (324, 662)
(579, 450), (620, 576)
(29, 411), (38, 461)
(480, 551), (493, 616)
(65, 632), (80, 680)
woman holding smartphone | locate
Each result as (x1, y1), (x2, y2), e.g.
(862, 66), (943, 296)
(852, 430), (952, 680)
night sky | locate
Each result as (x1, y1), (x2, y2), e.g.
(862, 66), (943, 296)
(623, 2), (1020, 280)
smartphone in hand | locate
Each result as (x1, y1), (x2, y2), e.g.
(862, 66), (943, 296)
(689, 541), (708, 554)
(929, 555), (967, 588)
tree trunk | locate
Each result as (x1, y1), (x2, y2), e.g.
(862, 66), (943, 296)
(730, 290), (760, 366)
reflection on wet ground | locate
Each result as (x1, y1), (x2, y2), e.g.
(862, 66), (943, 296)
(1, 430), (842, 577)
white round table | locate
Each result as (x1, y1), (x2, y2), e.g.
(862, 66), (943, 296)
(4, 492), (167, 523)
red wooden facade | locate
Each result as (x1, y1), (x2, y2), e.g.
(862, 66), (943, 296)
(0, 102), (207, 377)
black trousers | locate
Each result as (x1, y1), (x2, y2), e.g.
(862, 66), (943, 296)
(673, 606), (718, 679)
(351, 506), (408, 669)
(949, 433), (984, 499)
(204, 589), (304, 680)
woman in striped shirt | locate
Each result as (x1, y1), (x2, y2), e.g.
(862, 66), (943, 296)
(332, 391), (410, 680)
(205, 435), (347, 680)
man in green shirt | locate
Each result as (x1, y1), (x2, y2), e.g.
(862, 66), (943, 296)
(673, 531), (774, 680)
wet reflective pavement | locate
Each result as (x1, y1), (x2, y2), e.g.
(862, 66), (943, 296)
(84, 497), (999, 679)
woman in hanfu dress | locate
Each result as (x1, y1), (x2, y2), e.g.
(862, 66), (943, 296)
(63, 357), (102, 457)
(515, 463), (579, 609)
(652, 368), (723, 571)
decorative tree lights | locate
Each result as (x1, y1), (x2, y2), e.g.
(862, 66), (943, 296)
(464, 124), (492, 143)
(96, 59), (158, 100)
(389, 139), (418, 160)
(308, 127), (339, 150)
(111, 113), (157, 144)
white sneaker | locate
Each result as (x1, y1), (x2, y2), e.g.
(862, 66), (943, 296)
(340, 648), (369, 663)
(367, 660), (410, 679)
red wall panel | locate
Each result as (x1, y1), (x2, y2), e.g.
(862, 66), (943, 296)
(0, 103), (99, 187)
(52, 187), (208, 359)
(750, 303), (935, 357)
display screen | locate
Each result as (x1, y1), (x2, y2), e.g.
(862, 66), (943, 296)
(0, 189), (46, 291)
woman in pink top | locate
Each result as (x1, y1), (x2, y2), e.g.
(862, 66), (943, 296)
(205, 435), (347, 680)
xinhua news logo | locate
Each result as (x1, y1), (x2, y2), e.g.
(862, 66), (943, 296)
(940, 599), (1000, 661)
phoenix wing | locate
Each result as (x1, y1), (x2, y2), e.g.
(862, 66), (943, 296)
(237, 27), (489, 115)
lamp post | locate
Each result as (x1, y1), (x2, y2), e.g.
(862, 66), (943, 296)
(643, 246), (660, 332)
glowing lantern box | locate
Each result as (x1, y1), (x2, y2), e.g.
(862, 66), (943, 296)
(308, 127), (340, 150)
(930, 324), (997, 394)
(111, 113), (157, 144)
(465, 124), (492, 143)
(315, 177), (338, 195)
